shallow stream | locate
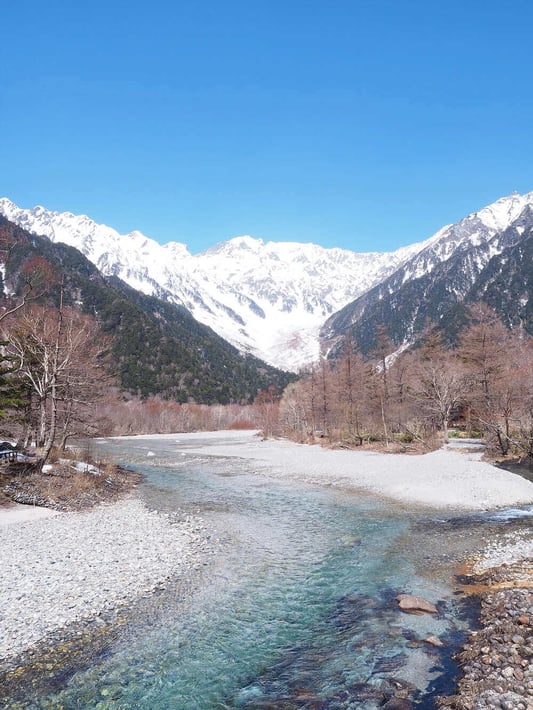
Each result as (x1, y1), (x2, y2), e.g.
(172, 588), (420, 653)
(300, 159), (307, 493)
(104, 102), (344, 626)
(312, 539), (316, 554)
(14, 433), (533, 709)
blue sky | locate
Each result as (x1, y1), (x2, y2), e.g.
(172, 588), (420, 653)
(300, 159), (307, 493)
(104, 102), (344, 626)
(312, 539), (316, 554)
(2, 1), (532, 253)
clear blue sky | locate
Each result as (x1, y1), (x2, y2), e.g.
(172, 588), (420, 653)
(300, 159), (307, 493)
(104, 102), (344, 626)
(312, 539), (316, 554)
(2, 1), (532, 253)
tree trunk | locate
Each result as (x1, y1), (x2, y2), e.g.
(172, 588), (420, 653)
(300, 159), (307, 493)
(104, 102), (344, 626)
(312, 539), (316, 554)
(495, 426), (508, 456)
(41, 377), (58, 467)
(38, 397), (47, 447)
(39, 285), (64, 470)
(381, 396), (389, 447)
(442, 418), (449, 443)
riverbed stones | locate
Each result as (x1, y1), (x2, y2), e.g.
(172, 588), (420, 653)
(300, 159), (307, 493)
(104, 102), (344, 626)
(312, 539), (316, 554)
(437, 576), (533, 709)
(382, 698), (413, 709)
(0, 497), (214, 665)
(425, 634), (445, 647)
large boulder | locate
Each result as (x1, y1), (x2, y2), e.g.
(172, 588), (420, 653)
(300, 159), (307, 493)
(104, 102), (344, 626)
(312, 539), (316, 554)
(396, 594), (438, 614)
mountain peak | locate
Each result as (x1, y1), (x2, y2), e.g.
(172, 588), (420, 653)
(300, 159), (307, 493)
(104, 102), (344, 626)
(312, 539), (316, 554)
(321, 189), (533, 359)
(203, 235), (264, 256)
(1, 190), (532, 370)
(472, 191), (533, 232)
(231, 235), (263, 248)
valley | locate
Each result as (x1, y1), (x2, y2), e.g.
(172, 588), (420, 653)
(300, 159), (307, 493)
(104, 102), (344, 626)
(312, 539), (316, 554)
(4, 192), (533, 371)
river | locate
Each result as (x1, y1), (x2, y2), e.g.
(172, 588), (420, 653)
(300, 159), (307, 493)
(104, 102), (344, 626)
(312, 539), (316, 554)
(14, 432), (531, 709)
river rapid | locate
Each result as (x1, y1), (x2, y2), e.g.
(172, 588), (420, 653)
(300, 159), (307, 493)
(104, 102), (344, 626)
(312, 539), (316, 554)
(13, 432), (532, 709)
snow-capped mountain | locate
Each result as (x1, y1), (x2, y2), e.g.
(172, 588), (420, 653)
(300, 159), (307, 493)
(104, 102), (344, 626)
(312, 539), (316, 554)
(1, 190), (533, 370)
(321, 191), (533, 357)
(0, 216), (294, 401)
(0, 198), (430, 370)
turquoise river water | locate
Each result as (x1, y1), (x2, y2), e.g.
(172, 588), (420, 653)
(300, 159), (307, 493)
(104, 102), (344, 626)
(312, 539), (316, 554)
(11, 433), (532, 709)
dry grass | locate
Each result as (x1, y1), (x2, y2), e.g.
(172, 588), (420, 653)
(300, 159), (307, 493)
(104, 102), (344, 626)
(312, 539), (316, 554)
(327, 436), (441, 455)
(2, 460), (142, 511)
(0, 489), (14, 508)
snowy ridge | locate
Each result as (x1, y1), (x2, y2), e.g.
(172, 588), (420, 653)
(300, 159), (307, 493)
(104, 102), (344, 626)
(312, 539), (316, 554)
(0, 198), (431, 370)
(1, 191), (533, 370)
(394, 191), (533, 286)
(320, 190), (533, 357)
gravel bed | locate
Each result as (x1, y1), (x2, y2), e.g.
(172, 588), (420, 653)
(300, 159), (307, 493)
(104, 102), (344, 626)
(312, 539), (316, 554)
(159, 430), (533, 510)
(473, 530), (533, 572)
(438, 529), (533, 710)
(438, 587), (533, 709)
(0, 497), (213, 662)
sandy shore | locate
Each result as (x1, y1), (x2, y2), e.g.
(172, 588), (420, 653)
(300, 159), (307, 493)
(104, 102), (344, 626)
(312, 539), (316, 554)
(139, 429), (533, 511)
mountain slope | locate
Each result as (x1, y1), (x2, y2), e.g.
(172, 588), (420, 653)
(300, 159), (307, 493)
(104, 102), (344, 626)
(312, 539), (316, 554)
(0, 198), (433, 370)
(0, 216), (294, 403)
(3, 191), (533, 370)
(321, 194), (533, 356)
(466, 223), (533, 332)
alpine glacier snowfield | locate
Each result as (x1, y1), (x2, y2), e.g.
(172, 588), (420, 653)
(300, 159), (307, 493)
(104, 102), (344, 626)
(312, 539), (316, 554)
(1, 191), (533, 370)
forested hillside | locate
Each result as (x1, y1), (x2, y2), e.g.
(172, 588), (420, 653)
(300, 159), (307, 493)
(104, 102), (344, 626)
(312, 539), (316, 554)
(321, 211), (533, 358)
(0, 217), (294, 404)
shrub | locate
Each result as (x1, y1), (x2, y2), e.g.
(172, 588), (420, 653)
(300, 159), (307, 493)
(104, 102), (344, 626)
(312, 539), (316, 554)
(394, 431), (414, 443)
(228, 419), (255, 430)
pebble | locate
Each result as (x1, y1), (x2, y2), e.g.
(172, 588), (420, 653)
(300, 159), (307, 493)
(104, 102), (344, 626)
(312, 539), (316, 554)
(0, 497), (213, 663)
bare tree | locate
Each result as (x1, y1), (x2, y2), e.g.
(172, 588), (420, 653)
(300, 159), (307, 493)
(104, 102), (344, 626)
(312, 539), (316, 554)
(0, 253), (56, 323)
(369, 325), (394, 446)
(253, 385), (281, 438)
(279, 381), (308, 440)
(458, 304), (516, 454)
(330, 339), (372, 445)
(3, 302), (109, 466)
(406, 333), (466, 442)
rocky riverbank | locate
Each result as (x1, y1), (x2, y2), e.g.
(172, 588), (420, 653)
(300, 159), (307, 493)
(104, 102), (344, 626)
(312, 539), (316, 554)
(2, 432), (532, 708)
(0, 497), (216, 667)
(438, 531), (533, 709)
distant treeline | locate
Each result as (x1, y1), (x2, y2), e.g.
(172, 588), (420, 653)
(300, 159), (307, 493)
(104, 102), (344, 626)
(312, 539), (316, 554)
(278, 303), (533, 458)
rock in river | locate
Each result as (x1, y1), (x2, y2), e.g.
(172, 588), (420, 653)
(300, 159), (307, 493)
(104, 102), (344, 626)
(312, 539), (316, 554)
(396, 594), (438, 614)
